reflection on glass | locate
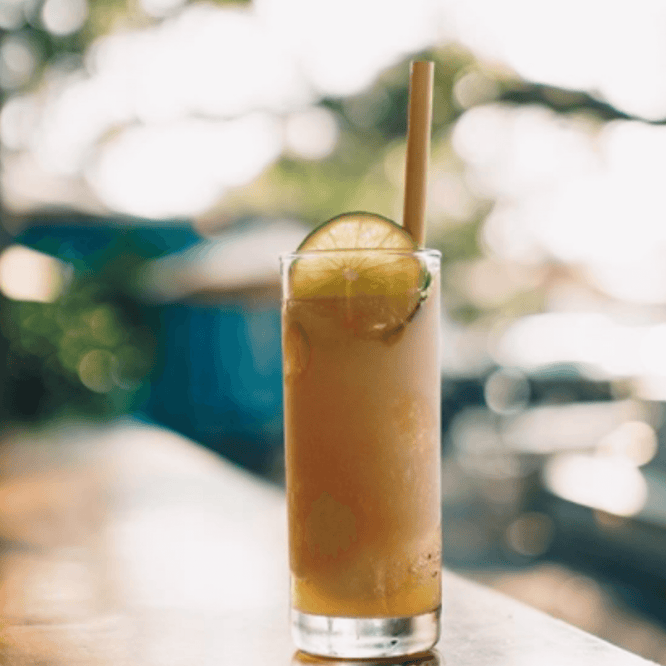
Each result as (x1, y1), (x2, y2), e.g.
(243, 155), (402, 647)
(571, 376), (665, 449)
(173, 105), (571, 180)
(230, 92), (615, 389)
(292, 648), (440, 666)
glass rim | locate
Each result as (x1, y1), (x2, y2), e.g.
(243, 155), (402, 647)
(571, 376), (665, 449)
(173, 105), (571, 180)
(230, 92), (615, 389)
(279, 247), (441, 263)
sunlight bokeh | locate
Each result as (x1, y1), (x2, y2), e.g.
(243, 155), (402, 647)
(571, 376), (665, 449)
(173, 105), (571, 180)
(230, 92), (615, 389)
(5, 0), (666, 226)
(0, 245), (71, 302)
(543, 453), (648, 517)
(446, 0), (666, 120)
(87, 114), (283, 218)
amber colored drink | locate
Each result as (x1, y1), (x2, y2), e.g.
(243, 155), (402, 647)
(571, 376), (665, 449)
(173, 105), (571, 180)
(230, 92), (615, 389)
(281, 248), (441, 656)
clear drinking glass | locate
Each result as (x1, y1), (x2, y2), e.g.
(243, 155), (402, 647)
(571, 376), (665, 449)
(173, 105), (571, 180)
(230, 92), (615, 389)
(281, 248), (442, 658)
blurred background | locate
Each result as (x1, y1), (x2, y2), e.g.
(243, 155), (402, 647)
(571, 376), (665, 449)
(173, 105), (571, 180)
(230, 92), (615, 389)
(1, 0), (666, 660)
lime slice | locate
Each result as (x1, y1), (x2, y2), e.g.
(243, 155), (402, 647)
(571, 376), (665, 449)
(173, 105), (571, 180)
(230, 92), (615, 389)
(298, 212), (416, 253)
(289, 212), (429, 340)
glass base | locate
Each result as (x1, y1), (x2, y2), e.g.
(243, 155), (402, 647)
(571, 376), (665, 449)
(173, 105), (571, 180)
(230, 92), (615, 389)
(291, 607), (441, 659)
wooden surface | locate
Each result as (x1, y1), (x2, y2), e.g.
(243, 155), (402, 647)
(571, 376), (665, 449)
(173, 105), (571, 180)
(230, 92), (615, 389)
(0, 420), (657, 665)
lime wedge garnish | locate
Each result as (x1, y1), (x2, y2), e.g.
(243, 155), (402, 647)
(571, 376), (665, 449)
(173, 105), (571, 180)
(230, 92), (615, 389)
(289, 212), (429, 340)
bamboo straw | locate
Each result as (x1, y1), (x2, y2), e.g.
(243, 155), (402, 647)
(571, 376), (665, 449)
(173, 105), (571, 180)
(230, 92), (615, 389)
(402, 60), (434, 247)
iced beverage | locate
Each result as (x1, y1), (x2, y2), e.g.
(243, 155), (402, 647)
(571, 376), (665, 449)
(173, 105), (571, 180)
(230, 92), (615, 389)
(281, 234), (441, 657)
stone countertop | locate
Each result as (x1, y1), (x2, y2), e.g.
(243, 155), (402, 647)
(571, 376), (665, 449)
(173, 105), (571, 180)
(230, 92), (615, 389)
(0, 419), (658, 666)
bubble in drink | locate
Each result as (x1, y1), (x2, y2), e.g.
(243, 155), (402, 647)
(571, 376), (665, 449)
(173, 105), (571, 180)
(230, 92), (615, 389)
(283, 321), (310, 379)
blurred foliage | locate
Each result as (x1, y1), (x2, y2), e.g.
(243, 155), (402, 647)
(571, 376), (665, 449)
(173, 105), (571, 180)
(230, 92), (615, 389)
(216, 46), (493, 266)
(219, 48), (481, 218)
(0, 0), (252, 100)
(0, 256), (155, 422)
(1, 0), (659, 426)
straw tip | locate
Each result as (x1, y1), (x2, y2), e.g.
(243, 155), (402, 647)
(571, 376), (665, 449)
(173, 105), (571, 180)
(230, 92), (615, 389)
(411, 60), (434, 72)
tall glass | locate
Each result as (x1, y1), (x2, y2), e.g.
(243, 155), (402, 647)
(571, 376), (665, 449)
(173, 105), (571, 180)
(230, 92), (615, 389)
(281, 248), (441, 658)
